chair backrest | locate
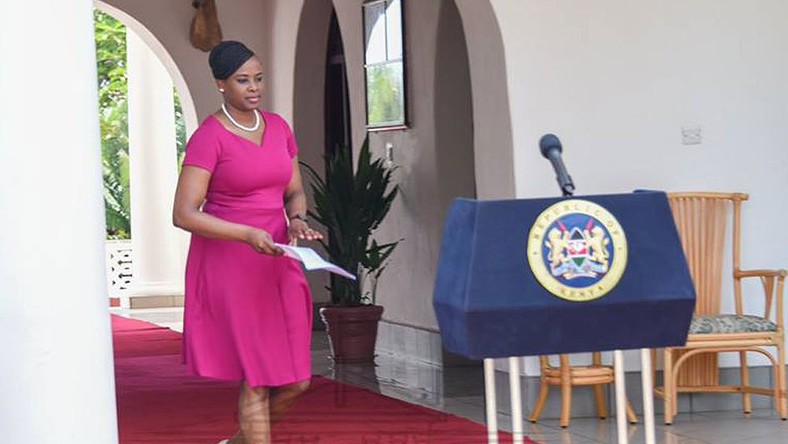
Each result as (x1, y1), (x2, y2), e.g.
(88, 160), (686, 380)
(667, 192), (748, 386)
(667, 192), (747, 316)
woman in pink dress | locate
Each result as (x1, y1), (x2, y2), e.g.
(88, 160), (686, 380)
(173, 41), (322, 444)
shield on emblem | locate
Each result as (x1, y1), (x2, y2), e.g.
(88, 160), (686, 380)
(567, 227), (588, 267)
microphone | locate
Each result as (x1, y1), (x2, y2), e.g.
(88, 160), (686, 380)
(539, 134), (575, 197)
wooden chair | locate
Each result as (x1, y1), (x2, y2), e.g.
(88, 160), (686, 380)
(654, 192), (787, 424)
(528, 352), (638, 428)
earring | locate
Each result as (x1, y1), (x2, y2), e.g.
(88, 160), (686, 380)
(218, 88), (225, 93)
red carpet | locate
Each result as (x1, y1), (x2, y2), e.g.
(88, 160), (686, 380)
(113, 315), (531, 443)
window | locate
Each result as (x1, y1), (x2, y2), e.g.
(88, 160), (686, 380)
(363, 0), (406, 130)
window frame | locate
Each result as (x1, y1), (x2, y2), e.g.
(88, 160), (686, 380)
(362, 0), (408, 131)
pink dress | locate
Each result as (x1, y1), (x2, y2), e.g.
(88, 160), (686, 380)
(181, 110), (312, 387)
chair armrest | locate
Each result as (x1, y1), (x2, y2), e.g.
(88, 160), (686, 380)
(735, 269), (787, 279)
(735, 269), (785, 328)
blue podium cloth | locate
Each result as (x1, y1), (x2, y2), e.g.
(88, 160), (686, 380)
(433, 191), (695, 359)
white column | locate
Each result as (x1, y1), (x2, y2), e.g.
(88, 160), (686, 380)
(127, 28), (185, 299)
(0, 1), (118, 442)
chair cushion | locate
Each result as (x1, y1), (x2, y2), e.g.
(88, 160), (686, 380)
(689, 314), (777, 334)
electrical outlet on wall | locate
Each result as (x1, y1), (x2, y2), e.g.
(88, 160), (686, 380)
(682, 125), (702, 145)
(385, 143), (394, 167)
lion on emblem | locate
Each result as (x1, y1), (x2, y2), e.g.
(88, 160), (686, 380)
(585, 225), (610, 269)
(545, 228), (570, 268)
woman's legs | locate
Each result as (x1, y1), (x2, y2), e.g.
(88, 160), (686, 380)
(234, 382), (271, 444)
(269, 380), (310, 424)
(229, 379), (310, 443)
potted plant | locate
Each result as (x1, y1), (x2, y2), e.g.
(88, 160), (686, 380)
(300, 137), (400, 363)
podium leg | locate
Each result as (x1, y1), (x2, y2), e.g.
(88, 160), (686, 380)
(613, 350), (629, 444)
(484, 358), (499, 443)
(508, 357), (524, 444)
(640, 349), (656, 444)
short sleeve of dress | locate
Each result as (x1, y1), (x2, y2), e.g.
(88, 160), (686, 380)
(182, 123), (221, 173)
(281, 117), (299, 159)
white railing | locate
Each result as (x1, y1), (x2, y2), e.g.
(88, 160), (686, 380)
(105, 239), (133, 298)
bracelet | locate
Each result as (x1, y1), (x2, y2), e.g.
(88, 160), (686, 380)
(289, 213), (308, 223)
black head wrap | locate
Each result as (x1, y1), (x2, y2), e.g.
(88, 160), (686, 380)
(209, 41), (255, 80)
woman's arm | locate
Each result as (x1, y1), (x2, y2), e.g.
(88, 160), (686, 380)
(284, 157), (322, 242)
(173, 165), (283, 255)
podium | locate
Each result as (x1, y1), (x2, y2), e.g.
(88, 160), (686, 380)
(433, 191), (696, 444)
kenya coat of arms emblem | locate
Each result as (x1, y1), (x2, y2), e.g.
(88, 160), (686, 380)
(527, 199), (627, 302)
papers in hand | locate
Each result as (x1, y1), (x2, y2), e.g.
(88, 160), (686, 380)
(275, 243), (356, 280)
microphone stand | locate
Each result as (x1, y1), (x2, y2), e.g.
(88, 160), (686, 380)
(540, 136), (655, 444)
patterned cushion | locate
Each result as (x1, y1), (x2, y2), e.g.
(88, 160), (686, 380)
(689, 314), (777, 334)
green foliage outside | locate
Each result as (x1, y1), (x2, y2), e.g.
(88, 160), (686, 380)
(94, 9), (186, 239)
(174, 91), (186, 167)
(95, 9), (130, 239)
(366, 62), (404, 127)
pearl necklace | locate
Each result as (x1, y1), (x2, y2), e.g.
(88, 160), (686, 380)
(221, 103), (260, 132)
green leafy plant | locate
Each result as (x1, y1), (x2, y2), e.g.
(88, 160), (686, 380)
(95, 9), (131, 239)
(94, 9), (187, 239)
(301, 137), (400, 306)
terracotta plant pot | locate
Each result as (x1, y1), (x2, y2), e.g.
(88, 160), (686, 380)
(319, 305), (384, 363)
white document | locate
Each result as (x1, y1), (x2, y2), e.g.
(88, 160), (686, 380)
(275, 243), (357, 280)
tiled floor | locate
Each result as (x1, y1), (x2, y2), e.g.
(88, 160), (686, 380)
(113, 307), (788, 443)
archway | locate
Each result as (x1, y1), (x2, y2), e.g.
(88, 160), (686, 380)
(325, 0), (513, 199)
(292, 0), (334, 172)
(95, 1), (197, 308)
(95, 1), (198, 136)
(292, 0), (337, 307)
(435, 0), (476, 220)
(291, 0), (514, 365)
(303, 0), (513, 360)
(450, 0), (515, 199)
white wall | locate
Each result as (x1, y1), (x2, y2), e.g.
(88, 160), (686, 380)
(491, 0), (788, 369)
(262, 0), (305, 121)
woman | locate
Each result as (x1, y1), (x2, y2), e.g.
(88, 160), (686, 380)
(173, 40), (322, 444)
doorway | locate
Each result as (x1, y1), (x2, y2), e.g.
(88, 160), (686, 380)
(325, 10), (352, 161)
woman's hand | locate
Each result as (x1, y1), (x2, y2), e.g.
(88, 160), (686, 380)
(245, 228), (284, 256)
(288, 219), (323, 244)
